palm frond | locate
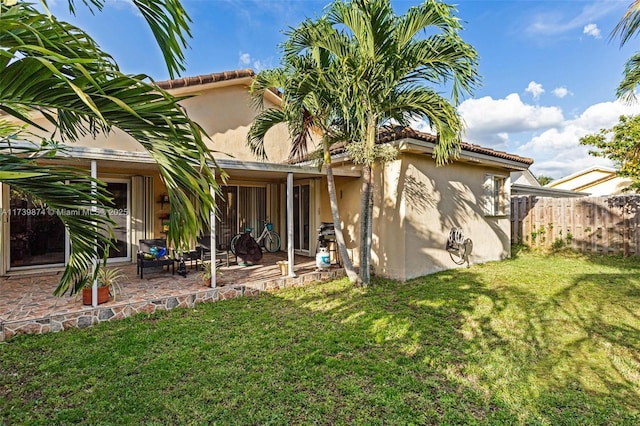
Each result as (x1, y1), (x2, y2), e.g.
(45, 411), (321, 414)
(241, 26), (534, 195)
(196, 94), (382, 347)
(611, 0), (640, 47)
(1, 3), (218, 292)
(60, 0), (191, 78)
(617, 51), (640, 102)
(246, 108), (286, 160)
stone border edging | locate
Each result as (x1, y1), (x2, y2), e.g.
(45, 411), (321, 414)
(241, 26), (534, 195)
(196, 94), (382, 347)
(1, 269), (345, 342)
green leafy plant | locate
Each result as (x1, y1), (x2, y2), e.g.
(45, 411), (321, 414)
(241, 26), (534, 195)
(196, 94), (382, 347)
(94, 267), (125, 301)
(201, 261), (213, 283)
(566, 231), (573, 244)
(551, 238), (565, 251)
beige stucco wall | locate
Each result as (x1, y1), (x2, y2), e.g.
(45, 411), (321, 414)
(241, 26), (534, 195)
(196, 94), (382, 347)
(324, 153), (513, 281)
(18, 83), (293, 163)
(317, 175), (361, 264)
(582, 177), (634, 195)
(176, 85), (292, 162)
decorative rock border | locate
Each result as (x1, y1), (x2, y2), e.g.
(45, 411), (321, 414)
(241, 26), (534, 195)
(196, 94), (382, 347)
(1, 269), (345, 342)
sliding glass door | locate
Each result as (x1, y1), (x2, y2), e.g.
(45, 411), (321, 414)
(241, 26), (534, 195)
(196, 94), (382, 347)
(9, 179), (131, 269)
(215, 185), (267, 250)
(103, 181), (130, 261)
(9, 191), (66, 268)
(293, 184), (310, 252)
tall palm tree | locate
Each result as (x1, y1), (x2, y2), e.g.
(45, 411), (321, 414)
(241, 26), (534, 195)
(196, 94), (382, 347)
(247, 51), (360, 283)
(285, 0), (480, 285)
(612, 0), (640, 101)
(0, 1), (218, 295)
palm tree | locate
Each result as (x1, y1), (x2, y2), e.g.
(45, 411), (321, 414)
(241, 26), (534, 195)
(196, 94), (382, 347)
(284, 0), (480, 285)
(247, 52), (360, 283)
(612, 0), (640, 101)
(0, 1), (217, 295)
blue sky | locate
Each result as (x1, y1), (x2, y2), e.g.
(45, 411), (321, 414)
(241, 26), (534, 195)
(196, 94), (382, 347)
(49, 0), (640, 179)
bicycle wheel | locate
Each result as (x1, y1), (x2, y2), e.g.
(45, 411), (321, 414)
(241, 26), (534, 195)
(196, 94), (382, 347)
(229, 234), (241, 255)
(263, 231), (281, 252)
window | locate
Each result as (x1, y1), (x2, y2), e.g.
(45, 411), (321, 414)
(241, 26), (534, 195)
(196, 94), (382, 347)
(484, 174), (508, 216)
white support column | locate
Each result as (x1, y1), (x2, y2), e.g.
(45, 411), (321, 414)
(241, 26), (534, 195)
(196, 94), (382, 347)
(210, 180), (216, 288)
(91, 160), (98, 307)
(287, 172), (295, 277)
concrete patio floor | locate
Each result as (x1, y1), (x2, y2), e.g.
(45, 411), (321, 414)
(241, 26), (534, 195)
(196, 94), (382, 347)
(0, 252), (345, 341)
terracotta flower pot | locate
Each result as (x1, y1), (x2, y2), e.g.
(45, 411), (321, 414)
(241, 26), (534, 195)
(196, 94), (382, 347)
(82, 286), (110, 305)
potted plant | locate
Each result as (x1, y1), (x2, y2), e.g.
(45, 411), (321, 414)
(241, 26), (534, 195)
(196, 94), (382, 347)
(201, 261), (212, 286)
(82, 267), (125, 305)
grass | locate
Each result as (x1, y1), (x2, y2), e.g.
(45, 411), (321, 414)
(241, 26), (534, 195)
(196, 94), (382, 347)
(2, 250), (640, 424)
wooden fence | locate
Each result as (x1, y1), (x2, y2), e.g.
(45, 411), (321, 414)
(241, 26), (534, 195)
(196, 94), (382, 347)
(511, 195), (640, 256)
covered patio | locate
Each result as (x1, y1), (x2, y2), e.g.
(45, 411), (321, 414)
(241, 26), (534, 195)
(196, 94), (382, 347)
(0, 252), (345, 341)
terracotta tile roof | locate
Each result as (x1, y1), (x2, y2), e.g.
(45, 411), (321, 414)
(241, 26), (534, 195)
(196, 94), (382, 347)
(325, 126), (533, 166)
(155, 69), (255, 90)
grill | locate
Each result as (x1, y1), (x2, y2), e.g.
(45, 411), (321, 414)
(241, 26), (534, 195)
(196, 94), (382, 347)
(317, 222), (335, 247)
(316, 222), (342, 266)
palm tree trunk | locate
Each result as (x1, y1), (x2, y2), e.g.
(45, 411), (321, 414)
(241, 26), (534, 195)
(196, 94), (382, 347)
(359, 116), (377, 286)
(359, 163), (372, 285)
(324, 149), (359, 283)
(367, 162), (374, 280)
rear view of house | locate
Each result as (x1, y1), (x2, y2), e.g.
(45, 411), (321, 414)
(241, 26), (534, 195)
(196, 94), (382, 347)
(1, 70), (533, 283)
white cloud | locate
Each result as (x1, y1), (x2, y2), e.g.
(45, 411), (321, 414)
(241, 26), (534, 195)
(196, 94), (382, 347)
(459, 93), (563, 142)
(239, 52), (251, 66)
(518, 100), (640, 178)
(583, 23), (602, 38)
(532, 156), (615, 179)
(455, 91), (640, 179)
(409, 117), (433, 133)
(525, 2), (618, 36)
(104, 0), (140, 15)
(253, 60), (266, 71)
(525, 81), (545, 100)
(238, 52), (272, 71)
(552, 87), (571, 98)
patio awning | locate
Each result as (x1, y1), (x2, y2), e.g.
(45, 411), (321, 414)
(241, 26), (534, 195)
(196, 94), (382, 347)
(47, 145), (362, 179)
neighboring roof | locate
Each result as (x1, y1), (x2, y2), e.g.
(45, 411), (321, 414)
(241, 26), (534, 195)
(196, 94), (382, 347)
(546, 165), (635, 195)
(325, 126), (534, 167)
(546, 165), (617, 188)
(511, 170), (541, 187)
(155, 69), (255, 90)
(511, 184), (588, 198)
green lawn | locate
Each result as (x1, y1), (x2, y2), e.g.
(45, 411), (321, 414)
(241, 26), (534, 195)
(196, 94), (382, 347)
(2, 250), (640, 425)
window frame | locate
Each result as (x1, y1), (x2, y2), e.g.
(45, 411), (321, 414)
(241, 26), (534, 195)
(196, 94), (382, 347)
(484, 174), (509, 217)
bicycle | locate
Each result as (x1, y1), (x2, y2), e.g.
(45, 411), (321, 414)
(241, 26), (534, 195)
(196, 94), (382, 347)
(230, 220), (281, 254)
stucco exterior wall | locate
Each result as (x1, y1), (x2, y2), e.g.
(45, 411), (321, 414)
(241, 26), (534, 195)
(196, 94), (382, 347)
(582, 177), (634, 196)
(318, 175), (361, 265)
(320, 153), (513, 281)
(324, 153), (513, 281)
(176, 86), (292, 162)
(20, 84), (293, 163)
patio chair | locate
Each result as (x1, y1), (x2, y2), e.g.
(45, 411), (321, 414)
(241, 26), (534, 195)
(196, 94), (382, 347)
(196, 236), (232, 268)
(137, 238), (175, 279)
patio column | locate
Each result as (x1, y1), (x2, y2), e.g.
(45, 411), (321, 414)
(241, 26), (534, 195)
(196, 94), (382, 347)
(287, 172), (295, 277)
(90, 160), (98, 307)
(210, 182), (216, 288)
